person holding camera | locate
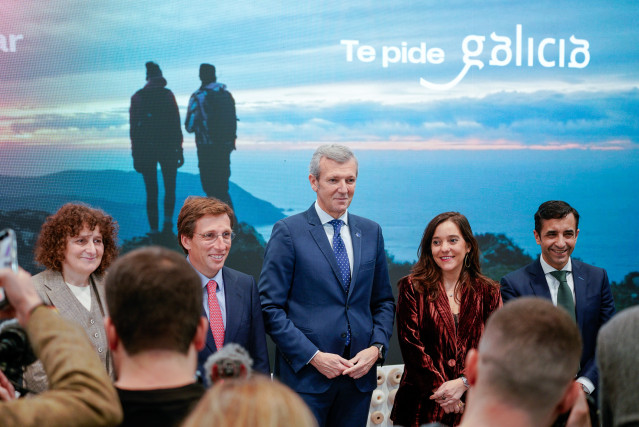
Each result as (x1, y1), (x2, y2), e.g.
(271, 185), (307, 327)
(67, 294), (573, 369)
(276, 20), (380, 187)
(0, 268), (122, 426)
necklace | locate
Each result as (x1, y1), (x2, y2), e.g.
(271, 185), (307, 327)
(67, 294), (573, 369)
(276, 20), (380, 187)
(443, 281), (457, 298)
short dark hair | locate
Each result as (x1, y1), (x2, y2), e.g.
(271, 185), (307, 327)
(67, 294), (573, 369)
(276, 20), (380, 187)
(177, 197), (235, 254)
(534, 201), (580, 235)
(105, 246), (202, 355)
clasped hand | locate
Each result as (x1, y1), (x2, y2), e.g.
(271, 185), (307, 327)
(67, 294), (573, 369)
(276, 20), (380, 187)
(430, 378), (467, 414)
(310, 347), (379, 380)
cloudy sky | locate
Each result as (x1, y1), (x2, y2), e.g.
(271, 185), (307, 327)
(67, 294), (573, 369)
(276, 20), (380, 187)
(1, 0), (638, 158)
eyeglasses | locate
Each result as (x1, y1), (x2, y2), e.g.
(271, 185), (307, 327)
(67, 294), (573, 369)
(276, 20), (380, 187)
(195, 231), (236, 243)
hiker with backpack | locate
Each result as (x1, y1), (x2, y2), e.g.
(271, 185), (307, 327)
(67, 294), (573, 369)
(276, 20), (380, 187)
(129, 61), (184, 235)
(185, 63), (237, 210)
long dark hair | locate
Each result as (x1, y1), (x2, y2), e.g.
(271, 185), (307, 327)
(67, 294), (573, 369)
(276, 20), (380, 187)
(411, 212), (494, 299)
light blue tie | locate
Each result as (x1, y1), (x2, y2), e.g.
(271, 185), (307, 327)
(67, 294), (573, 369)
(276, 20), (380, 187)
(329, 219), (351, 346)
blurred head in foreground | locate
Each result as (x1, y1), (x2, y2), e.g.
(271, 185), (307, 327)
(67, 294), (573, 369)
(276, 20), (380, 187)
(461, 297), (582, 427)
(182, 375), (318, 427)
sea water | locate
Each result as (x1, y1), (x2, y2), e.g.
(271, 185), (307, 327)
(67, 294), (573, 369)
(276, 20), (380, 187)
(231, 149), (639, 283)
(2, 145), (637, 281)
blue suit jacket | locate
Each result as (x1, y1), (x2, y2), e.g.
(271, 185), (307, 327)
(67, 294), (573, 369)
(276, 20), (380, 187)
(500, 257), (616, 389)
(258, 204), (396, 393)
(198, 266), (270, 378)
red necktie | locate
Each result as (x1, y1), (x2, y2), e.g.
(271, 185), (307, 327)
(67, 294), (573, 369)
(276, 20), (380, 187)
(207, 280), (224, 350)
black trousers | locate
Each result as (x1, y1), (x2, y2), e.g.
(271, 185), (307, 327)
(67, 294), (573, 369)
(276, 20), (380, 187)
(140, 158), (177, 231)
(196, 143), (233, 209)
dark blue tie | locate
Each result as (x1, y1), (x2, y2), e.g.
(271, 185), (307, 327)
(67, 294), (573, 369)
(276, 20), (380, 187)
(329, 219), (351, 346)
(329, 219), (351, 292)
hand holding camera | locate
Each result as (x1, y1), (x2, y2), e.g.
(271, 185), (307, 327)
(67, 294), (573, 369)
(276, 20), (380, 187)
(0, 229), (43, 325)
(1, 229), (19, 310)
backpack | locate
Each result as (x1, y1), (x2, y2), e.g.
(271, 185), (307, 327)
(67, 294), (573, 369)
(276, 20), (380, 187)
(202, 88), (237, 145)
(131, 87), (182, 172)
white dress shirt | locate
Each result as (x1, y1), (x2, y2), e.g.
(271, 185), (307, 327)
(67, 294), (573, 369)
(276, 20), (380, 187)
(540, 256), (575, 306)
(187, 256), (227, 329)
(540, 256), (594, 394)
(314, 201), (354, 276)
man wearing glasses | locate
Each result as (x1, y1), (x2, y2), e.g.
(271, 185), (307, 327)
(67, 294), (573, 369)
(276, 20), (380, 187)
(177, 196), (269, 379)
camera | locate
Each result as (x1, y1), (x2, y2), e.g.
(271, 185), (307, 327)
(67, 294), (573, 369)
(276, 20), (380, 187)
(0, 228), (19, 309)
(203, 343), (253, 386)
(0, 319), (37, 387)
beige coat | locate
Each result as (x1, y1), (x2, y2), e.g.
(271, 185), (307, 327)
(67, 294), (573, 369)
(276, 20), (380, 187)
(23, 270), (114, 393)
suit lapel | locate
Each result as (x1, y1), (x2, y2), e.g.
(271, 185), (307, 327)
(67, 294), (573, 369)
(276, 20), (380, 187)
(42, 271), (86, 320)
(91, 275), (108, 316)
(571, 259), (587, 330)
(306, 207), (348, 291)
(348, 217), (362, 302)
(528, 259), (552, 299)
(434, 288), (456, 345)
(222, 267), (243, 343)
(204, 322), (216, 353)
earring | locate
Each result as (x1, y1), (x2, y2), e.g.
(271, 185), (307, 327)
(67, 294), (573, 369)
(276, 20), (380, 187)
(464, 253), (471, 268)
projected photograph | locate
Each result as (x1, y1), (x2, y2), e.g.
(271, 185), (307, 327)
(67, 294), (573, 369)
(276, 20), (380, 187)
(2, 1), (638, 354)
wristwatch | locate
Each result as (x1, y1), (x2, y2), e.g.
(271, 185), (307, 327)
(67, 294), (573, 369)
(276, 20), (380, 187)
(372, 343), (384, 363)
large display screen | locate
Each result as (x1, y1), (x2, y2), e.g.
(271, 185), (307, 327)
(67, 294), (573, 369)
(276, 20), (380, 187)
(2, 1), (637, 316)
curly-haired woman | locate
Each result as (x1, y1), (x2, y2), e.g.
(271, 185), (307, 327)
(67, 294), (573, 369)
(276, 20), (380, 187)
(23, 203), (118, 393)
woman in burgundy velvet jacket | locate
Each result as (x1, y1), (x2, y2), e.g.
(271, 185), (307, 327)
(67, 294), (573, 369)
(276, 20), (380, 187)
(390, 212), (502, 427)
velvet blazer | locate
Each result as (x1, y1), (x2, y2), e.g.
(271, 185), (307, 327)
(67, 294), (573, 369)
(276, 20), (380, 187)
(391, 275), (502, 427)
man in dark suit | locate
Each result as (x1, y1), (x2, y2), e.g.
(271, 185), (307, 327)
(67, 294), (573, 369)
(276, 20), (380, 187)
(177, 196), (269, 378)
(258, 144), (395, 427)
(501, 200), (616, 399)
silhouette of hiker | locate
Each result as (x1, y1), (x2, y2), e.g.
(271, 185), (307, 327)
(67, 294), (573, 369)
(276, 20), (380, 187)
(185, 64), (237, 210)
(130, 61), (184, 234)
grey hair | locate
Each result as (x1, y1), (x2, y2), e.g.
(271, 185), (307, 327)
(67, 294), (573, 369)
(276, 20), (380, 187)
(309, 144), (358, 179)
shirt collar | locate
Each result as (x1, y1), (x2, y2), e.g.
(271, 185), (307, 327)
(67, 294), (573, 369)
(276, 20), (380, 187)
(539, 255), (572, 275)
(314, 201), (348, 225)
(186, 256), (225, 290)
